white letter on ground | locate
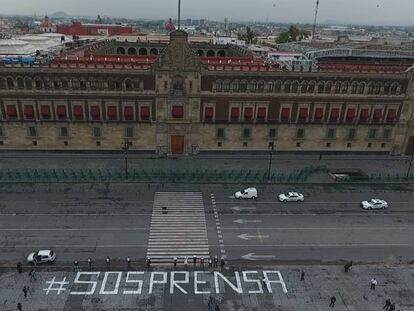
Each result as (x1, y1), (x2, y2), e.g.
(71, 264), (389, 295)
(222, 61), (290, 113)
(99, 272), (122, 295)
(70, 272), (100, 295)
(170, 271), (189, 294)
(214, 272), (242, 294)
(242, 271), (263, 294)
(149, 272), (167, 294)
(123, 272), (144, 295)
(262, 271), (288, 294)
(194, 271), (210, 294)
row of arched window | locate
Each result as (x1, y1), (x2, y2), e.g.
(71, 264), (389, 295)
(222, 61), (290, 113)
(116, 47), (160, 56)
(0, 77), (145, 91)
(214, 79), (402, 95)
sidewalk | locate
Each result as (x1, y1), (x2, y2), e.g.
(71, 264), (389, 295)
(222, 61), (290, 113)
(1, 264), (412, 310)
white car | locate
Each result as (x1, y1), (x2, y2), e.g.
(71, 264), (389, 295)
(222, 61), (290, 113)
(278, 192), (304, 202)
(361, 199), (388, 210)
(234, 187), (257, 199)
(27, 250), (56, 264)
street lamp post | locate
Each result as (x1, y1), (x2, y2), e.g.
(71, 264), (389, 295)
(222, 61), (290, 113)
(122, 142), (129, 179)
(267, 142), (275, 181)
(406, 154), (414, 182)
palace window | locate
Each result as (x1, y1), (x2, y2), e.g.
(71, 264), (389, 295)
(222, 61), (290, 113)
(91, 106), (101, 121)
(56, 105), (67, 119)
(107, 106), (118, 121)
(124, 106), (134, 121)
(23, 105), (34, 119)
(73, 105), (84, 120)
(140, 106), (150, 121)
(230, 107), (240, 121)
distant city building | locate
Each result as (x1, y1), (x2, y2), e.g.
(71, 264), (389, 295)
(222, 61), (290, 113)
(212, 37), (245, 46)
(56, 21), (133, 36)
(39, 15), (56, 33)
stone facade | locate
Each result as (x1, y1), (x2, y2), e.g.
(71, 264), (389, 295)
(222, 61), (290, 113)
(0, 30), (413, 154)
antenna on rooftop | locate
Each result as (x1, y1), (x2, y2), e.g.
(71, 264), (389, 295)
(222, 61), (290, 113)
(178, 0), (181, 30)
(312, 0), (319, 43)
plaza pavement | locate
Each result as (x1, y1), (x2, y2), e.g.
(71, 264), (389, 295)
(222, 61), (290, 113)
(0, 264), (412, 311)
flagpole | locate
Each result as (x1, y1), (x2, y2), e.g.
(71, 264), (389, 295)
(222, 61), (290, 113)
(178, 0), (181, 30)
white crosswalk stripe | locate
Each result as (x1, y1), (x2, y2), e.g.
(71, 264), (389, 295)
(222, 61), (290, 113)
(146, 192), (209, 263)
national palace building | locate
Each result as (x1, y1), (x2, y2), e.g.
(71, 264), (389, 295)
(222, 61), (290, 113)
(1, 30), (414, 155)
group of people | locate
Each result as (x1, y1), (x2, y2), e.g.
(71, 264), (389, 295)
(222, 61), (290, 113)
(383, 299), (397, 311)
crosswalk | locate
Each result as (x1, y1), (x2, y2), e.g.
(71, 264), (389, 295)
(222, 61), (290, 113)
(146, 192), (209, 264)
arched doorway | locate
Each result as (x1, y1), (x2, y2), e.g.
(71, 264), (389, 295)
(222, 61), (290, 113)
(206, 50), (215, 57)
(139, 48), (148, 55)
(127, 47), (136, 55)
(197, 50), (204, 56)
(217, 50), (226, 57)
(150, 48), (159, 55)
(117, 47), (126, 54)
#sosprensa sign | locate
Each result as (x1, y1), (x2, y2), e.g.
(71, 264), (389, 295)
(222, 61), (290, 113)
(66, 270), (288, 295)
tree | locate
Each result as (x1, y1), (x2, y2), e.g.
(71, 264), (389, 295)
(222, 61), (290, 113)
(238, 26), (258, 44)
(276, 25), (310, 44)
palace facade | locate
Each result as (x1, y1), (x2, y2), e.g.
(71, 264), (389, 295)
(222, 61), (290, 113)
(0, 30), (414, 154)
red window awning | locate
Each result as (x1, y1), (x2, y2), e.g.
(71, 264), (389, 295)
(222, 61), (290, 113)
(24, 105), (34, 118)
(140, 106), (150, 120)
(6, 105), (17, 117)
(330, 108), (340, 120)
(124, 106), (134, 120)
(91, 106), (100, 120)
(257, 107), (267, 119)
(314, 108), (323, 119)
(346, 108), (356, 120)
(360, 108), (369, 120)
(244, 107), (253, 120)
(387, 109), (397, 121)
(107, 106), (117, 120)
(281, 108), (290, 121)
(172, 106), (183, 118)
(56, 105), (66, 118)
(73, 105), (83, 119)
(205, 107), (214, 120)
(299, 108), (308, 119)
(231, 107), (240, 119)
(40, 105), (50, 117)
(373, 109), (383, 120)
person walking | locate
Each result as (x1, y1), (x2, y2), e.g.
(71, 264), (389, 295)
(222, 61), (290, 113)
(329, 296), (336, 308)
(146, 257), (151, 269)
(22, 286), (27, 298)
(370, 277), (377, 290)
(88, 258), (92, 271)
(73, 260), (79, 272)
(173, 257), (177, 268)
(262, 277), (267, 290)
(184, 256), (188, 268)
(106, 256), (111, 267)
(126, 256), (131, 269)
(220, 257), (225, 269)
(193, 255), (197, 267)
(388, 303), (396, 311)
(214, 256), (218, 268)
(383, 299), (391, 310)
(207, 296), (214, 310)
(200, 256), (205, 267)
(300, 270), (305, 281)
(29, 269), (36, 281)
(208, 256), (213, 268)
(17, 262), (22, 274)
(17, 303), (22, 311)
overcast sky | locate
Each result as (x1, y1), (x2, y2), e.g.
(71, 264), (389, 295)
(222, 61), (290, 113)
(1, 0), (413, 26)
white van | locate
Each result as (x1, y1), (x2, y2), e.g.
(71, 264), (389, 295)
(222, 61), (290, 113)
(234, 187), (258, 199)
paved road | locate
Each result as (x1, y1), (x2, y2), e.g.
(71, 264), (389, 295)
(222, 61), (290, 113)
(0, 183), (413, 266)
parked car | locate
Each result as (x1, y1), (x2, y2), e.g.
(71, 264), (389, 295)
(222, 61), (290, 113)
(27, 250), (56, 264)
(361, 199), (388, 210)
(234, 187), (257, 199)
(278, 192), (304, 202)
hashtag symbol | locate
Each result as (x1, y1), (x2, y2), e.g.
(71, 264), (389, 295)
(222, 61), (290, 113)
(43, 277), (69, 295)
